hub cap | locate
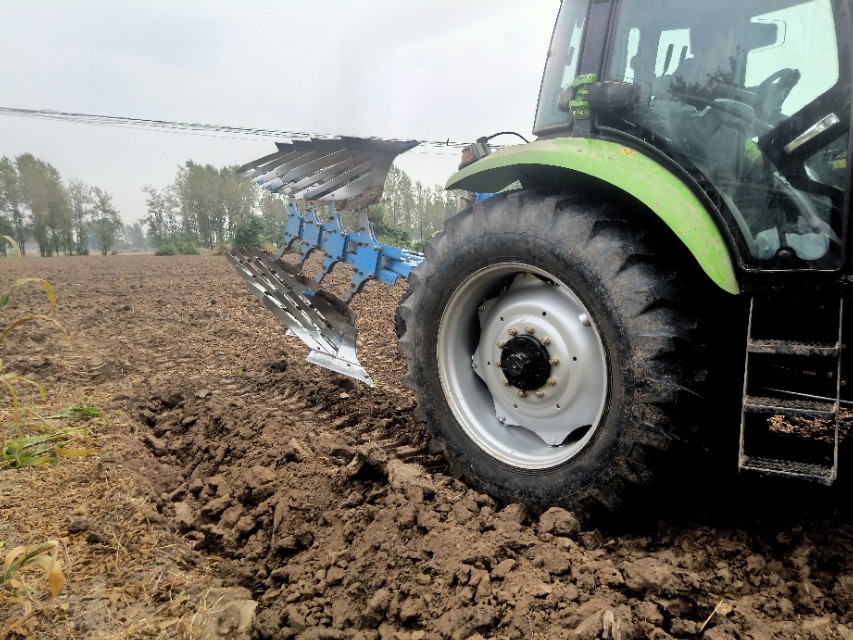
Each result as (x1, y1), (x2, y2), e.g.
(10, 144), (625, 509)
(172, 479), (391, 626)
(437, 266), (608, 470)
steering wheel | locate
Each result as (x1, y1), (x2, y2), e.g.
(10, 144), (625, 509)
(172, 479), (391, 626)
(754, 68), (801, 121)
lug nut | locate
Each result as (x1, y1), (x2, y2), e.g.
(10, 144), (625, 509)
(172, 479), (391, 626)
(549, 356), (560, 365)
(547, 377), (557, 386)
(535, 390), (545, 398)
(517, 390), (527, 398)
(497, 340), (507, 348)
(495, 360), (502, 367)
(525, 326), (535, 335)
(508, 327), (518, 336)
(503, 379), (510, 386)
(540, 336), (551, 346)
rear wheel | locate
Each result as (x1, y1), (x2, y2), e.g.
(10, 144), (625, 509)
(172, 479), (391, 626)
(397, 191), (698, 519)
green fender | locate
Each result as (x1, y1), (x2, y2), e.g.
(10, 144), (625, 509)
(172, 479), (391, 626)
(447, 138), (740, 295)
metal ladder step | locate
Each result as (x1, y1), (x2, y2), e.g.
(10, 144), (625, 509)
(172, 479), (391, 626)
(743, 395), (836, 419)
(747, 339), (839, 357)
(739, 455), (836, 485)
(738, 295), (843, 484)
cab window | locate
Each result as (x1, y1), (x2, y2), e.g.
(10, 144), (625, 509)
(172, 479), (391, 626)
(604, 0), (849, 270)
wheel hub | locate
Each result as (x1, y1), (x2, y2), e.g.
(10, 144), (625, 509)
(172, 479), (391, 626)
(470, 272), (606, 448)
(500, 335), (551, 390)
(438, 263), (608, 470)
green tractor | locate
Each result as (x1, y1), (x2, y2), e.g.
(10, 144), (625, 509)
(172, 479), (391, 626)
(230, 0), (850, 519)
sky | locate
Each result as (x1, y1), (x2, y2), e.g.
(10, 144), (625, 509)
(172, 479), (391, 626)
(0, 1), (560, 224)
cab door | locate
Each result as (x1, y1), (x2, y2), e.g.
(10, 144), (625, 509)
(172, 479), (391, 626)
(600, 0), (852, 273)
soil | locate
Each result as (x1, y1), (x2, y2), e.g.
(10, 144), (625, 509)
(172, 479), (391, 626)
(1, 253), (853, 640)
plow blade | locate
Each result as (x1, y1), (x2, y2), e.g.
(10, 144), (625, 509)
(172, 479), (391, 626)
(227, 248), (373, 386)
(239, 136), (419, 211)
(230, 136), (426, 386)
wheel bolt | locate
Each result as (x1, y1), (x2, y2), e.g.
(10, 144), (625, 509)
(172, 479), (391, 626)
(517, 390), (527, 398)
(495, 360), (502, 367)
(508, 327), (518, 336)
(549, 356), (559, 365)
(503, 379), (510, 386)
(547, 377), (557, 386)
(525, 326), (535, 335)
(540, 336), (551, 346)
(497, 340), (507, 348)
(535, 390), (544, 398)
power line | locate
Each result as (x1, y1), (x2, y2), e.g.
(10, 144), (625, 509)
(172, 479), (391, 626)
(0, 106), (474, 153)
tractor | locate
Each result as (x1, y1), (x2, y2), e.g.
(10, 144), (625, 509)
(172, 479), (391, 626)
(229, 0), (851, 519)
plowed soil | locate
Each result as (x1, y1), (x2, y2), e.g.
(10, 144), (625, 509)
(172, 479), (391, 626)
(1, 254), (853, 640)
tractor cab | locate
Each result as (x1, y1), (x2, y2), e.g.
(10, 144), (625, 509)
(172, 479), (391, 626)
(536, 0), (851, 273)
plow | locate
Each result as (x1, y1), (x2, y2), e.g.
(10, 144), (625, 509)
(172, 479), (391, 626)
(226, 137), (423, 385)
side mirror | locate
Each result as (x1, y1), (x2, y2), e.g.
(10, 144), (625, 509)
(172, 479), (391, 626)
(585, 81), (640, 111)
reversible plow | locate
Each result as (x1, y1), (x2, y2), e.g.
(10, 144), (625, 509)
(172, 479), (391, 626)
(227, 137), (424, 385)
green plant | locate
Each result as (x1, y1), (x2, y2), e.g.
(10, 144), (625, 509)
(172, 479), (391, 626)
(176, 241), (200, 255)
(155, 242), (178, 256)
(0, 540), (64, 599)
(46, 402), (102, 421)
(232, 214), (265, 249)
(1, 426), (97, 470)
(0, 540), (65, 637)
(0, 237), (93, 471)
(155, 241), (200, 256)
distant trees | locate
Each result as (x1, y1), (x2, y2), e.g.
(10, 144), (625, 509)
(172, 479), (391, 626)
(67, 180), (93, 255)
(0, 158), (22, 249)
(0, 151), (461, 258)
(144, 161), (456, 253)
(90, 188), (122, 255)
(143, 161), (257, 252)
(0, 153), (126, 256)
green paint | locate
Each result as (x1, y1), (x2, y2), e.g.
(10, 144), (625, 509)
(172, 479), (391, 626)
(569, 74), (598, 120)
(446, 138), (740, 294)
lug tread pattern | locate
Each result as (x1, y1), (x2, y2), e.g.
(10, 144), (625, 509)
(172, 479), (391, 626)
(397, 191), (698, 521)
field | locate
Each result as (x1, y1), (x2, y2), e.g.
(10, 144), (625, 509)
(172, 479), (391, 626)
(1, 254), (852, 639)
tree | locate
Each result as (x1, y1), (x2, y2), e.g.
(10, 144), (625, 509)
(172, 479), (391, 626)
(232, 213), (265, 249)
(258, 192), (287, 246)
(15, 154), (70, 257)
(122, 222), (147, 251)
(141, 185), (178, 247)
(67, 179), (92, 255)
(174, 161), (222, 248)
(90, 187), (122, 255)
(220, 166), (256, 243)
(0, 157), (23, 253)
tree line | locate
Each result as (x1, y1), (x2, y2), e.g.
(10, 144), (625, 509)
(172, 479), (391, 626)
(0, 154), (130, 256)
(0, 152), (460, 258)
(143, 162), (458, 253)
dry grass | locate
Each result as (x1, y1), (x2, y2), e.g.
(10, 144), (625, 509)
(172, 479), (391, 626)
(0, 408), (217, 639)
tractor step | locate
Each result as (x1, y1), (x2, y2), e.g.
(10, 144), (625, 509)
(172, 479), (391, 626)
(737, 295), (843, 484)
(743, 395), (835, 419)
(747, 339), (840, 357)
(739, 455), (835, 485)
(226, 248), (373, 385)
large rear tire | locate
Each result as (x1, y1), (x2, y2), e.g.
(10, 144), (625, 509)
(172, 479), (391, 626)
(397, 191), (698, 519)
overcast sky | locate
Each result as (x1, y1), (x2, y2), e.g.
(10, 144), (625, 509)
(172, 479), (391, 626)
(0, 1), (560, 224)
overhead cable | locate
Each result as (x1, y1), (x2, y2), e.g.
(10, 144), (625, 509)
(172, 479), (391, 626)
(0, 106), (475, 153)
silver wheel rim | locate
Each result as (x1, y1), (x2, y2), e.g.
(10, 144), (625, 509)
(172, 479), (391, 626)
(437, 263), (608, 470)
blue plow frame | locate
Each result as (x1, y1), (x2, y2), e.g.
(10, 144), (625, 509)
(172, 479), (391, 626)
(227, 136), (424, 385)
